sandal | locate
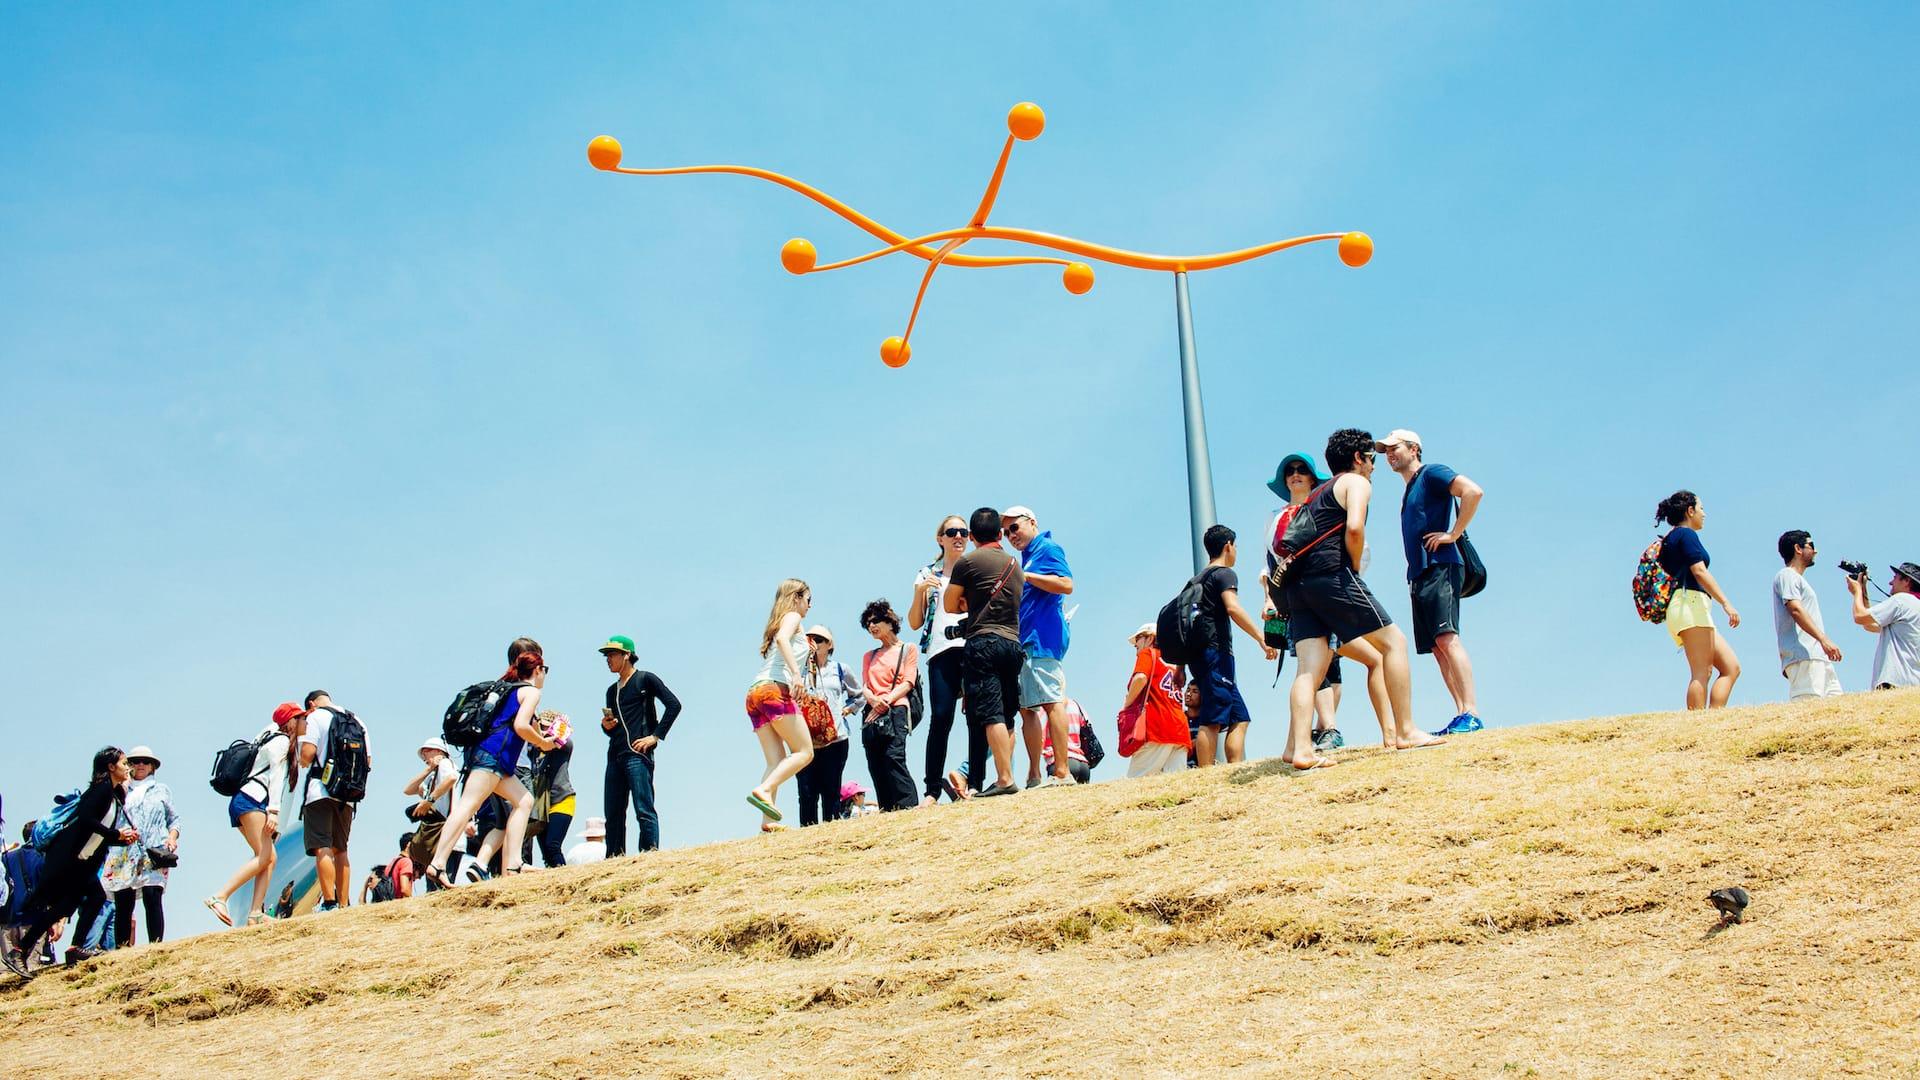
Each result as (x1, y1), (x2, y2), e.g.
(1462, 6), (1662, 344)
(422, 864), (451, 889)
(1290, 757), (1339, 772)
(503, 865), (529, 875)
(204, 895), (233, 927)
(746, 792), (783, 821)
(246, 911), (271, 926)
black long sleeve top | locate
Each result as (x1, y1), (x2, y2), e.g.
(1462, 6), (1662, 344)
(604, 670), (683, 755)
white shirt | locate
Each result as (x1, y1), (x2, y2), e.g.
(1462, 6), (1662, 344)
(240, 727), (293, 813)
(917, 561), (967, 660)
(566, 839), (607, 865)
(418, 759), (456, 818)
(300, 707), (366, 806)
(1869, 593), (1920, 688)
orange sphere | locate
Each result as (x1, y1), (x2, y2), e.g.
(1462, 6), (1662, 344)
(1007, 102), (1046, 141)
(1338, 231), (1373, 268)
(880, 337), (912, 368)
(780, 238), (817, 275)
(587, 135), (623, 171)
(1062, 262), (1094, 295)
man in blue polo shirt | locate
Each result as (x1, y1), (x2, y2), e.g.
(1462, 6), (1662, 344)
(1003, 505), (1076, 788)
(1379, 430), (1486, 735)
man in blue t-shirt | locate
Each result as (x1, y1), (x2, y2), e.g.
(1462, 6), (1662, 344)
(1002, 505), (1076, 788)
(1379, 430), (1486, 736)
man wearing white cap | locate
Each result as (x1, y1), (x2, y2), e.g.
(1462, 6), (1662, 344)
(1378, 430), (1486, 736)
(566, 818), (608, 865)
(1121, 625), (1190, 777)
(1001, 505), (1076, 788)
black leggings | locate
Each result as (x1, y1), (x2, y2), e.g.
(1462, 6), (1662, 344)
(112, 886), (165, 947)
(795, 739), (851, 825)
(921, 648), (965, 800)
(18, 858), (107, 956)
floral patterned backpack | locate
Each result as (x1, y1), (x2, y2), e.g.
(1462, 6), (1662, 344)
(1633, 537), (1675, 623)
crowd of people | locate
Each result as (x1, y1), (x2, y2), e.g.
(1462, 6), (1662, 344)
(5, 425), (1915, 981)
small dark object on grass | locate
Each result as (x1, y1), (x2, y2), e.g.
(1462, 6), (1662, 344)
(1708, 887), (1750, 924)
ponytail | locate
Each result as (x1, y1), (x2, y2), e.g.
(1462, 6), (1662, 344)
(1655, 490), (1698, 528)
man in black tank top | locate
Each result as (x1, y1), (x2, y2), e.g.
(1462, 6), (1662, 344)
(1279, 429), (1446, 769)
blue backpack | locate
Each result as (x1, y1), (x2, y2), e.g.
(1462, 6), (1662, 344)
(29, 789), (84, 852)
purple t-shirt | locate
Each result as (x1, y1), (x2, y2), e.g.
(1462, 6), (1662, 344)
(476, 687), (528, 773)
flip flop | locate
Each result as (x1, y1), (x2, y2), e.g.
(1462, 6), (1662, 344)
(1290, 757), (1339, 772)
(1395, 737), (1448, 751)
(203, 895), (234, 928)
(746, 793), (783, 821)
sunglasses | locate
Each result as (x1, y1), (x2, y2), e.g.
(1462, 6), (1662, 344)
(942, 528), (968, 539)
(806, 635), (828, 644)
(1363, 453), (1377, 464)
(1283, 466), (1312, 477)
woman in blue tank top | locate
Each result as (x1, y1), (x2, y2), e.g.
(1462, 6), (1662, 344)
(422, 637), (559, 887)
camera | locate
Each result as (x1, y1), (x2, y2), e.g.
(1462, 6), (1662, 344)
(1839, 559), (1869, 579)
(944, 622), (967, 640)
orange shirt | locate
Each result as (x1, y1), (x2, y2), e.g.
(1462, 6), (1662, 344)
(1132, 647), (1189, 746)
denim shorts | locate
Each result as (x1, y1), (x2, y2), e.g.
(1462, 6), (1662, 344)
(466, 745), (511, 777)
(227, 790), (269, 828)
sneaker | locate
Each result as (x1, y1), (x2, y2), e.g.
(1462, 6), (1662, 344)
(64, 946), (103, 967)
(1, 944), (31, 981)
(1312, 728), (1346, 754)
(1431, 713), (1484, 737)
(975, 782), (1019, 798)
(1023, 776), (1044, 790)
(314, 901), (339, 913)
(1039, 775), (1074, 788)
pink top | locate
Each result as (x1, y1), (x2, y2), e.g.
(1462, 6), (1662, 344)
(862, 641), (920, 705)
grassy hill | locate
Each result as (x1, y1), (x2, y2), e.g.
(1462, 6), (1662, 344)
(6, 691), (1919, 1078)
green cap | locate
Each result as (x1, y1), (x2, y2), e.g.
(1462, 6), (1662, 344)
(597, 634), (637, 656)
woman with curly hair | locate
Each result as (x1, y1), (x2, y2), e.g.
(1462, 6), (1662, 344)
(859, 598), (920, 811)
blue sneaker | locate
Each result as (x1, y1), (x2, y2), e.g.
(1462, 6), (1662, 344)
(1432, 713), (1484, 736)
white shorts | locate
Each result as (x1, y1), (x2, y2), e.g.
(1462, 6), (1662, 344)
(1126, 742), (1188, 778)
(1784, 659), (1843, 701)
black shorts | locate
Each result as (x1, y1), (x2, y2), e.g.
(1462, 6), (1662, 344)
(1410, 563), (1464, 654)
(302, 798), (355, 855)
(962, 633), (1024, 729)
(1284, 569), (1392, 646)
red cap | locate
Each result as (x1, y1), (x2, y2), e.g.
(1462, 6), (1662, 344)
(272, 702), (309, 727)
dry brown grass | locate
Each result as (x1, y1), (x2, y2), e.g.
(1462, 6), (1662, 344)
(7, 691), (1920, 1078)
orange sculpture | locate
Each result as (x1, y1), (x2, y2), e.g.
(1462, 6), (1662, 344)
(587, 104), (1370, 366)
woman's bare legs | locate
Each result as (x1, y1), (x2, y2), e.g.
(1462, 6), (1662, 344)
(1709, 631), (1741, 708)
(751, 713), (814, 810)
(430, 770), (505, 872)
(212, 812), (276, 916)
(496, 774), (535, 871)
(1678, 626), (1715, 710)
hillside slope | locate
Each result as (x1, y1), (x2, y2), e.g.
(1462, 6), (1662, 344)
(5, 692), (1919, 1078)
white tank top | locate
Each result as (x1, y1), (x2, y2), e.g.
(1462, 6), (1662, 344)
(753, 632), (807, 687)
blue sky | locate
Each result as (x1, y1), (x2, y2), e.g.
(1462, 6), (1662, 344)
(3, 4), (1915, 938)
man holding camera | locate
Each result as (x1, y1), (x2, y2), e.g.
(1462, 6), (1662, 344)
(1772, 530), (1844, 701)
(1847, 561), (1920, 690)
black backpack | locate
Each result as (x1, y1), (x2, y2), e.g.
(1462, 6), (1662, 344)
(368, 864), (395, 904)
(1155, 568), (1223, 666)
(442, 680), (527, 748)
(209, 731), (276, 797)
(316, 707), (370, 803)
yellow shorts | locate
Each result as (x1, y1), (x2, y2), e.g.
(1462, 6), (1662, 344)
(1666, 588), (1715, 647)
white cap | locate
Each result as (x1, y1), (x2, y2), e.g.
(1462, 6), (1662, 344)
(583, 817), (607, 839)
(1001, 505), (1035, 522)
(1128, 622), (1156, 643)
(1375, 429), (1422, 452)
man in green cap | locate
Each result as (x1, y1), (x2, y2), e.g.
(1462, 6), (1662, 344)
(598, 635), (683, 855)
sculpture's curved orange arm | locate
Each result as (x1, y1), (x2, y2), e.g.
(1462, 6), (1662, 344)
(603, 163), (1045, 270)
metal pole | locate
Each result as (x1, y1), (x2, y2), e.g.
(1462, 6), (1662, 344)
(1174, 271), (1217, 574)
